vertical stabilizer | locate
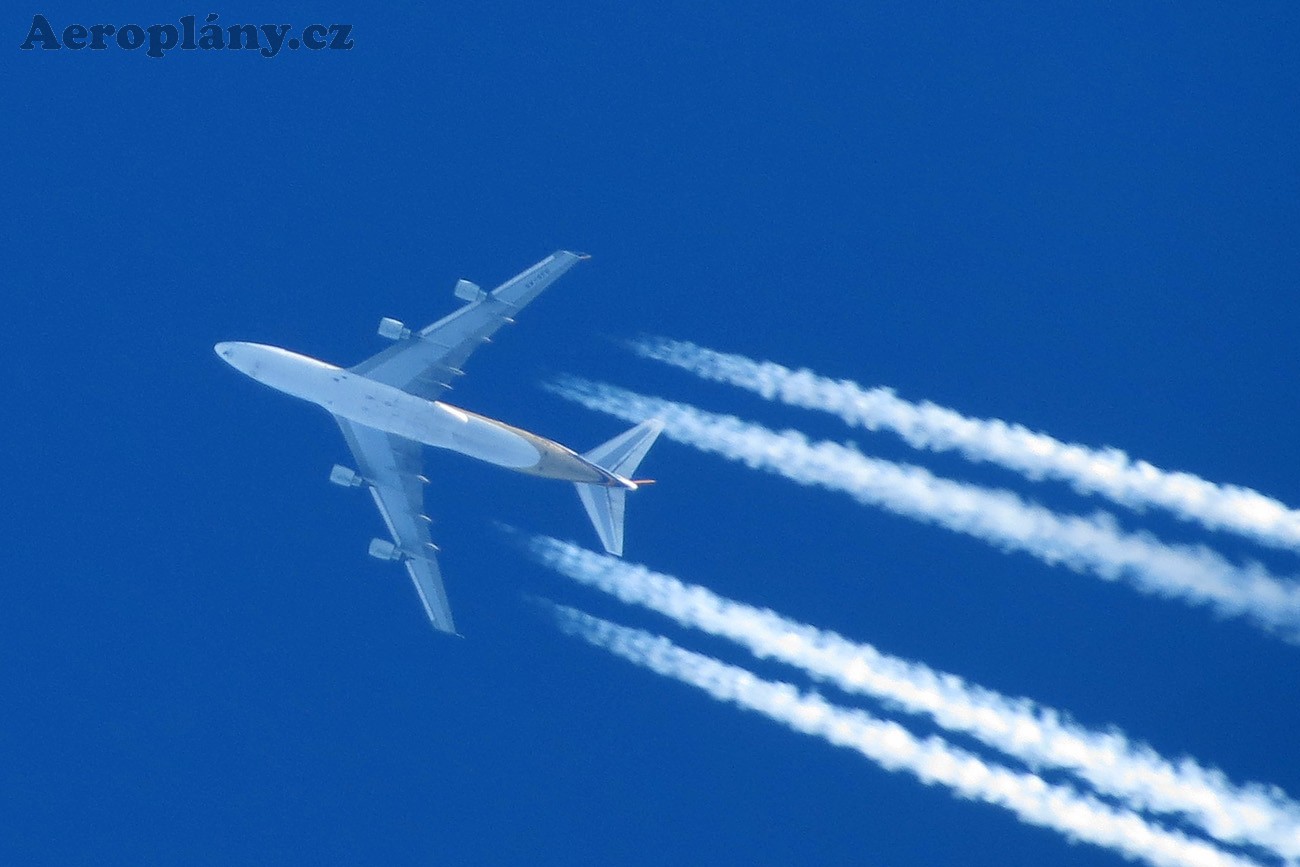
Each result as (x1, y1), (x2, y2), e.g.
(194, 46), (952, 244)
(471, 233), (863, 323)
(575, 419), (663, 555)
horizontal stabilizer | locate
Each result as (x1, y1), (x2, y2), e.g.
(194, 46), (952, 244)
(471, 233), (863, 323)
(575, 419), (664, 556)
(582, 418), (664, 479)
(576, 484), (628, 556)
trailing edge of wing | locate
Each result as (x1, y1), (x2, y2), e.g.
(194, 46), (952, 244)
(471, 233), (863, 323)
(402, 554), (456, 635)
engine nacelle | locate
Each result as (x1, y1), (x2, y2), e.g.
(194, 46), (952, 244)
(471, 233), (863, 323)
(329, 464), (365, 488)
(368, 538), (403, 562)
(454, 279), (486, 303)
(377, 317), (411, 341)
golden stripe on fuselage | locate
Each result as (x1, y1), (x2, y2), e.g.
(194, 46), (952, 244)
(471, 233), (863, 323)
(452, 407), (617, 486)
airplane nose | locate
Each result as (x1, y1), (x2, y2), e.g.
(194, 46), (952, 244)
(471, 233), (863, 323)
(214, 341), (256, 375)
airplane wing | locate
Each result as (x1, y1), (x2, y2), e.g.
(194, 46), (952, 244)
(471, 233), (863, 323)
(350, 250), (589, 401)
(335, 416), (456, 634)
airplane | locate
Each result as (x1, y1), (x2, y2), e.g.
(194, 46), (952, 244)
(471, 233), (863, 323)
(215, 250), (662, 635)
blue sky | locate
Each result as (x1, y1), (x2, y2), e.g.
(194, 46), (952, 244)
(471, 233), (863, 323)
(4, 3), (1299, 865)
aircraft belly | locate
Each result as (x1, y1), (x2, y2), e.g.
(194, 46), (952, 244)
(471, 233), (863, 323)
(523, 440), (610, 483)
(441, 413), (542, 470)
(439, 405), (610, 483)
(318, 376), (444, 446)
(312, 375), (601, 480)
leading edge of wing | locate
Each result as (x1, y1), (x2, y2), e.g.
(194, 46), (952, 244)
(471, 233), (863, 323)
(348, 250), (588, 401)
(335, 416), (457, 634)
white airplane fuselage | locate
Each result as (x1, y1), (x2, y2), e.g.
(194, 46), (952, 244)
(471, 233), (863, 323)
(216, 341), (626, 487)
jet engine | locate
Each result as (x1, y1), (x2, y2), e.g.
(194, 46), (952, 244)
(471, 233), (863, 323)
(377, 317), (411, 341)
(453, 279), (486, 303)
(329, 464), (365, 488)
(368, 538), (403, 561)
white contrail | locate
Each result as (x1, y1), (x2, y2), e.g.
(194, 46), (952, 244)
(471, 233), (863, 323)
(547, 378), (1300, 641)
(551, 605), (1260, 867)
(532, 536), (1300, 862)
(632, 337), (1300, 552)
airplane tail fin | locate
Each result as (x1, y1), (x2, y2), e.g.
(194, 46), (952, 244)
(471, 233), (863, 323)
(574, 419), (664, 556)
